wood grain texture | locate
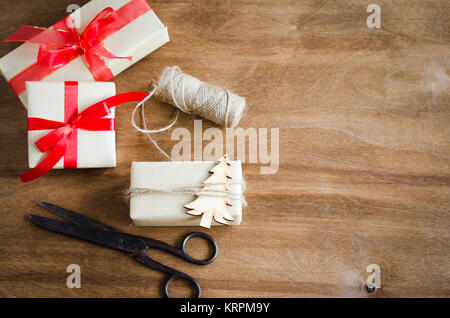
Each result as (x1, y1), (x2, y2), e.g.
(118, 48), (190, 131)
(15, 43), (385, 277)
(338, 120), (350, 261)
(0, 0), (449, 297)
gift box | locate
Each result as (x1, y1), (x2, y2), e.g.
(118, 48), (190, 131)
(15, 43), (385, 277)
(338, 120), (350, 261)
(27, 81), (116, 170)
(21, 81), (148, 182)
(0, 0), (169, 108)
(129, 160), (245, 227)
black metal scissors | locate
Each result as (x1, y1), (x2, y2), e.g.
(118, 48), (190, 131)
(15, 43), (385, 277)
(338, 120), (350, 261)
(28, 201), (218, 298)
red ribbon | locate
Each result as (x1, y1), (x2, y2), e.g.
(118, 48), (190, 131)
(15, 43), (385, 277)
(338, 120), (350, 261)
(20, 81), (149, 183)
(4, 0), (152, 96)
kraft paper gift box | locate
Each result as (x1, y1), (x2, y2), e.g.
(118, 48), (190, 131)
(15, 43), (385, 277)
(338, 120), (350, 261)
(26, 81), (117, 171)
(0, 0), (169, 108)
(129, 161), (245, 227)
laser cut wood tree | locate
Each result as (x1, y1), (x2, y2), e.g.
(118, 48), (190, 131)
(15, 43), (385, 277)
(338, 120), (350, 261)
(184, 155), (234, 228)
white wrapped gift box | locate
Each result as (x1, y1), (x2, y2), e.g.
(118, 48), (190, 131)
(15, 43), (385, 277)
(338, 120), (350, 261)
(0, 0), (169, 108)
(130, 161), (244, 226)
(26, 81), (117, 169)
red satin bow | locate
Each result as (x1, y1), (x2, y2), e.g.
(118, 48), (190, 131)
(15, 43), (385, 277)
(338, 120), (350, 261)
(4, 7), (132, 80)
(20, 91), (149, 183)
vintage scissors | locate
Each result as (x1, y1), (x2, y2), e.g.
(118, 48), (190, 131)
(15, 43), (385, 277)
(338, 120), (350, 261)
(28, 201), (218, 298)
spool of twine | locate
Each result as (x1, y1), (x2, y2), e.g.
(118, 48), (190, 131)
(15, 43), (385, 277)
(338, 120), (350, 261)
(131, 66), (247, 160)
(153, 66), (246, 128)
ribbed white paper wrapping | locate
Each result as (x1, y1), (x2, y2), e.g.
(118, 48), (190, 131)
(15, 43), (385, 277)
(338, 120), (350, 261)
(26, 81), (116, 169)
(130, 161), (244, 226)
(0, 0), (169, 108)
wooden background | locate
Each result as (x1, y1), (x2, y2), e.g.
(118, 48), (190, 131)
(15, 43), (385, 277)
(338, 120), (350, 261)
(0, 0), (449, 297)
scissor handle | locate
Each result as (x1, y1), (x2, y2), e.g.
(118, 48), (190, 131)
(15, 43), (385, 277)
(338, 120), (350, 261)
(163, 272), (201, 298)
(135, 232), (218, 297)
(179, 232), (218, 265)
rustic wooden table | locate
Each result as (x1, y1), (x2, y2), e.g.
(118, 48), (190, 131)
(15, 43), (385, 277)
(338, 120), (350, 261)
(0, 0), (449, 297)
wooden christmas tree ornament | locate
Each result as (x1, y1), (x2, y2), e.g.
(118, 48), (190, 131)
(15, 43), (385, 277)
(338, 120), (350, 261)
(184, 155), (234, 228)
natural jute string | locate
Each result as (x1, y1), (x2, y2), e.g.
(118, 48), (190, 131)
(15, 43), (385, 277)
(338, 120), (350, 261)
(131, 66), (246, 160)
(124, 181), (247, 206)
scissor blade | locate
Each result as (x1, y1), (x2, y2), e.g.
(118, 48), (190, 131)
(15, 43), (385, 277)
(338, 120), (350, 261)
(28, 214), (147, 253)
(35, 201), (119, 232)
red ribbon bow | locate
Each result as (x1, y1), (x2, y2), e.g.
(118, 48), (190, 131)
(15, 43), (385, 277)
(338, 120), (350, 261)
(5, 7), (133, 81)
(20, 84), (149, 183)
